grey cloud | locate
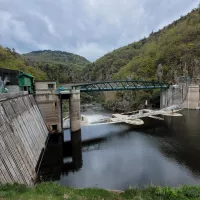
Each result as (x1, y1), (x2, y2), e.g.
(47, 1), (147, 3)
(0, 0), (199, 61)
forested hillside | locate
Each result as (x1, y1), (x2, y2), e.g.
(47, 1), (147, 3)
(23, 50), (90, 82)
(84, 7), (200, 83)
(0, 46), (47, 80)
(81, 7), (200, 111)
(0, 47), (90, 82)
(1, 7), (200, 111)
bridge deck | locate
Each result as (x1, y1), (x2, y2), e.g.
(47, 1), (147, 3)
(58, 80), (169, 93)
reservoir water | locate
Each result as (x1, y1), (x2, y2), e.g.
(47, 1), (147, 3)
(39, 109), (200, 190)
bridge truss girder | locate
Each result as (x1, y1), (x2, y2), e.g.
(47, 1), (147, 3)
(72, 80), (169, 92)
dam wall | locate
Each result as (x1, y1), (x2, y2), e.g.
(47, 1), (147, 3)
(160, 86), (182, 108)
(103, 91), (117, 101)
(35, 81), (62, 133)
(0, 93), (49, 185)
(183, 85), (200, 109)
(160, 85), (200, 109)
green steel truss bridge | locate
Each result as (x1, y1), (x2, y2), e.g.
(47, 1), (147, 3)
(58, 80), (169, 93)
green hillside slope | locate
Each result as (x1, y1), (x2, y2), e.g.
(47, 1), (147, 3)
(85, 7), (200, 83)
(23, 50), (90, 82)
(82, 7), (200, 111)
(0, 46), (47, 80)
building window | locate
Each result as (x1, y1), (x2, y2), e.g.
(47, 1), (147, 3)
(48, 84), (54, 89)
(52, 124), (57, 131)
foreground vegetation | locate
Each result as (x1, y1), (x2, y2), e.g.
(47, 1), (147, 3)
(1, 183), (200, 200)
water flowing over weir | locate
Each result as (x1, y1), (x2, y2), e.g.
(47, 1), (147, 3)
(0, 92), (49, 186)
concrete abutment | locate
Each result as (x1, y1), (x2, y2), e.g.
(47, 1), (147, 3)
(60, 89), (81, 134)
(69, 90), (81, 133)
(160, 85), (200, 109)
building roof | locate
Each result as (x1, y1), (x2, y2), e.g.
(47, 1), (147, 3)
(0, 68), (20, 74)
(35, 80), (56, 82)
(17, 72), (34, 79)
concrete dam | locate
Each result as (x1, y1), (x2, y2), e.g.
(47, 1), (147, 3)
(0, 92), (48, 186)
(0, 70), (200, 186)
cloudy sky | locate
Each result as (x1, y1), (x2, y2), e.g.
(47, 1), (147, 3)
(0, 0), (199, 61)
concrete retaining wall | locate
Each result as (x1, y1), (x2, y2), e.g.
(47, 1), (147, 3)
(0, 94), (48, 185)
(160, 85), (200, 109)
(6, 85), (20, 93)
(183, 85), (200, 109)
(35, 90), (61, 132)
(35, 81), (56, 90)
(103, 91), (117, 101)
(160, 86), (182, 108)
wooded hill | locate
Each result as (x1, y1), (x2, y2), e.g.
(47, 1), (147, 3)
(1, 7), (200, 110)
(22, 50), (90, 82)
(84, 7), (200, 83)
(0, 46), (47, 80)
(1, 7), (200, 84)
(0, 47), (90, 82)
(81, 7), (200, 111)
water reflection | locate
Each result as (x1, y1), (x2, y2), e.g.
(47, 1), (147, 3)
(39, 110), (200, 190)
(38, 131), (83, 182)
(157, 110), (200, 176)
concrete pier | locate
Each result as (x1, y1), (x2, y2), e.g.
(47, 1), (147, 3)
(71, 130), (82, 170)
(60, 89), (81, 134)
(69, 90), (81, 133)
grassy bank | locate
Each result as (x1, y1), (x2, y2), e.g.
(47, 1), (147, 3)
(1, 183), (200, 200)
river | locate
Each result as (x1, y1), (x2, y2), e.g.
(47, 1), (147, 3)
(39, 109), (200, 190)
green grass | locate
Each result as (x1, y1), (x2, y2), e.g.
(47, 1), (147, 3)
(1, 183), (200, 200)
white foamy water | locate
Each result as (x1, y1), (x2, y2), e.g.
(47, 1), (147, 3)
(81, 104), (112, 124)
(85, 114), (110, 124)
